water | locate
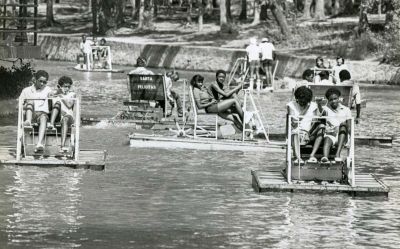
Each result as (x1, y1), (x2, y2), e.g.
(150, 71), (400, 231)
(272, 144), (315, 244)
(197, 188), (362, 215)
(0, 60), (399, 248)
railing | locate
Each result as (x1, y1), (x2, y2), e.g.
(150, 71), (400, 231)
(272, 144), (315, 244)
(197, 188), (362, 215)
(0, 0), (41, 46)
(286, 115), (355, 186)
(16, 97), (81, 162)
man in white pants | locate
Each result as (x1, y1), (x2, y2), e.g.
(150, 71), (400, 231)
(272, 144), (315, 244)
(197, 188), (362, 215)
(259, 37), (275, 89)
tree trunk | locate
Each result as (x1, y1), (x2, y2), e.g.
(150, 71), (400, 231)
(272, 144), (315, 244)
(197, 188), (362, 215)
(270, 0), (291, 37)
(187, 0), (192, 23)
(46, 0), (55, 26)
(226, 0), (231, 20)
(239, 0), (247, 20)
(138, 0), (144, 29)
(130, 0), (136, 17)
(252, 0), (260, 25)
(220, 0), (227, 30)
(198, 5), (204, 31)
(303, 0), (312, 19)
(92, 0), (98, 34)
(333, 0), (340, 16)
(205, 0), (213, 15)
(314, 0), (325, 20)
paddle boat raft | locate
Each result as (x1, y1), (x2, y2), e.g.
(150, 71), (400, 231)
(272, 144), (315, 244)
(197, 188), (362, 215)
(73, 45), (124, 73)
(0, 98), (106, 171)
(252, 117), (389, 197)
(252, 84), (389, 197)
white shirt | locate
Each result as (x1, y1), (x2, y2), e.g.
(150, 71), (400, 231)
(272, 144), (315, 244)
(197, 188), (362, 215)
(128, 67), (155, 75)
(246, 44), (261, 61)
(287, 101), (318, 132)
(80, 40), (93, 54)
(19, 85), (52, 113)
(57, 91), (76, 117)
(323, 104), (352, 133)
(259, 42), (275, 60)
(333, 64), (350, 84)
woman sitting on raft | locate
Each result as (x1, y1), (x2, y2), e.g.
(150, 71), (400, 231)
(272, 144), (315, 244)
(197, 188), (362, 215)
(209, 69), (243, 101)
(287, 86), (324, 165)
(191, 74), (244, 130)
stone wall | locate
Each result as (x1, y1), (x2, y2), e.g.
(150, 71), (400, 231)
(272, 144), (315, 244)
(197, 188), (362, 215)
(38, 35), (399, 83)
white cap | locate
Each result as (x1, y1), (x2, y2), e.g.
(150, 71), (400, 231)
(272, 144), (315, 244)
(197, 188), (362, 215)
(262, 38), (268, 42)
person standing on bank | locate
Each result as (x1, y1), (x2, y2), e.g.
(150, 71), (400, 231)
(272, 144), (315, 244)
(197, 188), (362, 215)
(245, 38), (261, 91)
(259, 37), (275, 89)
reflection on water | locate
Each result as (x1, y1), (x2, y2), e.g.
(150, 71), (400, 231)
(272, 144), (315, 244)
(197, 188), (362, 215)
(0, 60), (399, 248)
(4, 166), (83, 248)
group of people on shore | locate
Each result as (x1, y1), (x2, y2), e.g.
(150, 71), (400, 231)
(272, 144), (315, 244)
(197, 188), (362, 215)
(19, 71), (76, 153)
(245, 37), (276, 90)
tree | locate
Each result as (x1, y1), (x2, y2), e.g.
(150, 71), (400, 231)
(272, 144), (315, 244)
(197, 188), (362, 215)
(220, 0), (228, 31)
(138, 0), (144, 29)
(198, 3), (204, 31)
(97, 0), (125, 34)
(302, 0), (313, 19)
(270, 0), (291, 37)
(314, 0), (326, 20)
(333, 0), (340, 16)
(46, 0), (55, 26)
(252, 0), (261, 25)
(239, 0), (247, 20)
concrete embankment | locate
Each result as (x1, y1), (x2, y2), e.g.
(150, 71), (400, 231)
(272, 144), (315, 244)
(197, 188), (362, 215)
(39, 34), (400, 84)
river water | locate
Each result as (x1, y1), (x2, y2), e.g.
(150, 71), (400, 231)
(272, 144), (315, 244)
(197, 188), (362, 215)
(0, 60), (399, 249)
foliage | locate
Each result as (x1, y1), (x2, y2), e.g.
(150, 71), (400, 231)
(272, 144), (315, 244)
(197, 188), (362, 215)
(0, 61), (34, 99)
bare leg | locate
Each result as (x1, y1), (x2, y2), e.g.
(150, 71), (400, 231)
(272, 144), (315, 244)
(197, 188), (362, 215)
(266, 64), (272, 86)
(292, 134), (301, 160)
(49, 103), (60, 128)
(24, 104), (33, 126)
(309, 124), (325, 158)
(215, 99), (244, 121)
(323, 137), (333, 158)
(335, 124), (348, 158)
(61, 116), (71, 148)
(37, 114), (48, 147)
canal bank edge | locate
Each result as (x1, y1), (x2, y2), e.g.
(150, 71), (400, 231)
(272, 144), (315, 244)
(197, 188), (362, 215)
(38, 35), (400, 84)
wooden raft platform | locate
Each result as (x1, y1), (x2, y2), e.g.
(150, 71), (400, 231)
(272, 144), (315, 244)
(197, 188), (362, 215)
(0, 146), (106, 171)
(251, 170), (389, 197)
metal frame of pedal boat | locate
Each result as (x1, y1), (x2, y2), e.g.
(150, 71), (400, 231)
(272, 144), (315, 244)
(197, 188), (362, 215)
(227, 57), (279, 92)
(73, 45), (122, 73)
(129, 81), (286, 152)
(251, 114), (389, 196)
(1, 97), (107, 170)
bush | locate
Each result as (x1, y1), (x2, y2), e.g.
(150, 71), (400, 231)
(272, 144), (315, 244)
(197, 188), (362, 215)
(0, 60), (34, 99)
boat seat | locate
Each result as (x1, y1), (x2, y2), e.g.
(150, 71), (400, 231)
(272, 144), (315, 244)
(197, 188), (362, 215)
(188, 85), (218, 139)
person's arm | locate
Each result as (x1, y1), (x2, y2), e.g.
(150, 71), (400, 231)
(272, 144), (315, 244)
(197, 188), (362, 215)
(210, 82), (242, 98)
(61, 93), (76, 109)
(193, 89), (217, 109)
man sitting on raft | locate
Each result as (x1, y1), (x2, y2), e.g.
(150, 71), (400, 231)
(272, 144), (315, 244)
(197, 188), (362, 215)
(191, 74), (244, 130)
(19, 70), (53, 152)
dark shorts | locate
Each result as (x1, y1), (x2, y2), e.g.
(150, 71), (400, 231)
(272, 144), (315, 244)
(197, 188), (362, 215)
(262, 59), (273, 67)
(32, 111), (49, 123)
(205, 103), (219, 113)
(249, 60), (260, 68)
